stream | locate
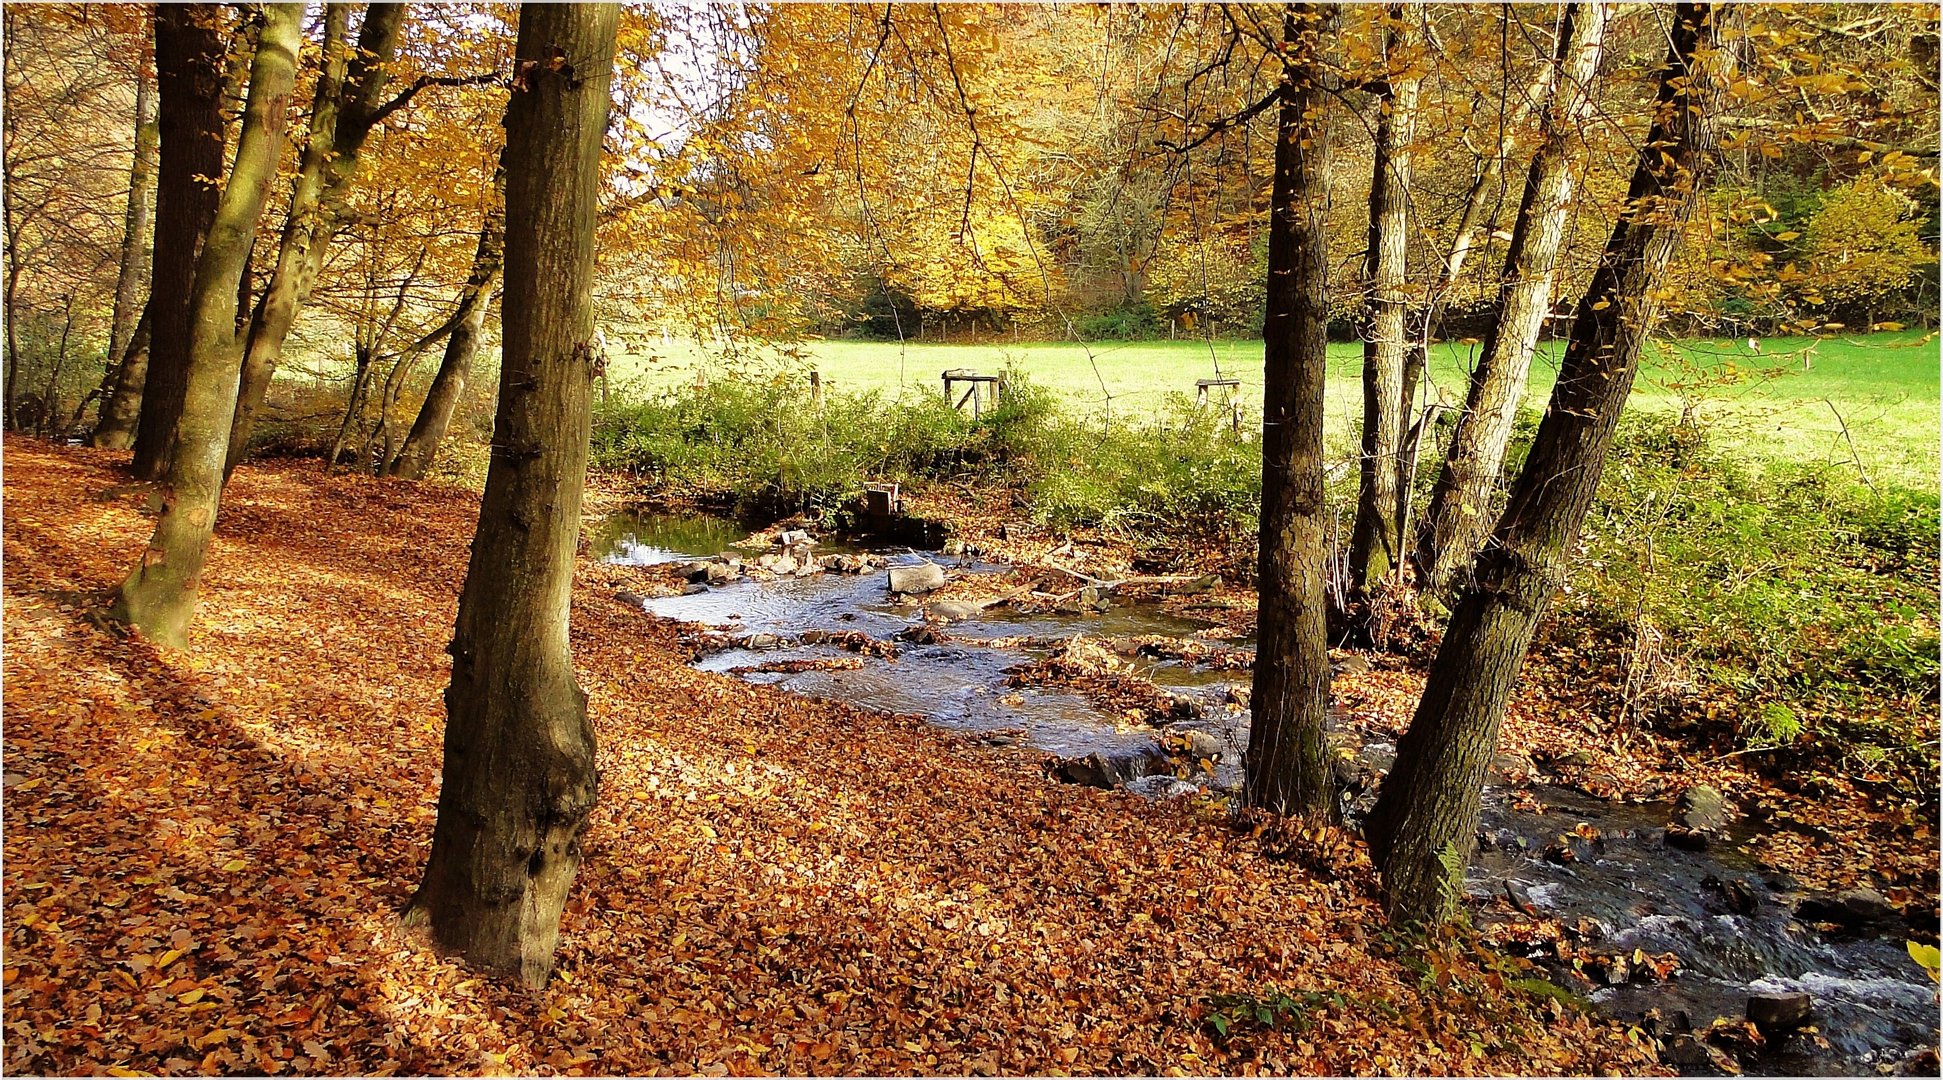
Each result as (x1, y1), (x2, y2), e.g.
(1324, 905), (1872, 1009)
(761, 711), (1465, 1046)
(596, 511), (1939, 1076)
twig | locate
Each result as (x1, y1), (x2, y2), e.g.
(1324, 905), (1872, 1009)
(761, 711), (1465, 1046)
(1822, 397), (1877, 496)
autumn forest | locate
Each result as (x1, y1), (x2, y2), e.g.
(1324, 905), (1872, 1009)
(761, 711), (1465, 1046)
(2, 2), (1940, 1077)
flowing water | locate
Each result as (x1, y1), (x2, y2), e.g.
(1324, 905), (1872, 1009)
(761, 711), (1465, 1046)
(598, 512), (1939, 1076)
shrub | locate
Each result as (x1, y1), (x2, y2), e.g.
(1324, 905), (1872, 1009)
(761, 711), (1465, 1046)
(1569, 413), (1939, 756)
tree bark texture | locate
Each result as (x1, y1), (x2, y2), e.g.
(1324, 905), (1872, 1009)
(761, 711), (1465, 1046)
(130, 4), (228, 479)
(402, 2), (619, 987)
(224, 3), (407, 478)
(388, 158), (507, 480)
(1348, 2), (1422, 595)
(1246, 3), (1339, 821)
(1416, 1), (1609, 598)
(1366, 2), (1724, 925)
(1393, 41), (1551, 542)
(91, 70), (161, 449)
(112, 4), (304, 647)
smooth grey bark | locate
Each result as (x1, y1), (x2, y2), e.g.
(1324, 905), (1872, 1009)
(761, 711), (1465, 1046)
(1347, 2), (1423, 596)
(91, 69), (161, 448)
(130, 3), (227, 479)
(224, 3), (407, 479)
(402, 2), (618, 987)
(112, 4), (304, 647)
(388, 159), (507, 479)
(1366, 2), (1724, 924)
(1246, 3), (1339, 821)
(1416, 2), (1609, 598)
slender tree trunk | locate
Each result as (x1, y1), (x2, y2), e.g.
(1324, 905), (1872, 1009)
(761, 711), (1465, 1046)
(1246, 3), (1339, 821)
(108, 70), (158, 368)
(111, 4), (304, 648)
(1365, 2), (1724, 924)
(1416, 2), (1608, 598)
(77, 305), (152, 442)
(90, 70), (162, 447)
(1393, 35), (1549, 549)
(389, 161), (506, 479)
(328, 346), (376, 467)
(225, 4), (407, 480)
(402, 2), (618, 987)
(2, 5), (23, 432)
(1348, 3), (1422, 595)
(38, 293), (77, 435)
(3, 222), (22, 433)
(130, 4), (228, 480)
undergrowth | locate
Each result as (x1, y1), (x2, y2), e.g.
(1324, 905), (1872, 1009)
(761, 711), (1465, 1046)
(588, 371), (1938, 773)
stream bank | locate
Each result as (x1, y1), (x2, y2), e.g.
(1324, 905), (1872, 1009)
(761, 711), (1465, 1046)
(595, 509), (1939, 1077)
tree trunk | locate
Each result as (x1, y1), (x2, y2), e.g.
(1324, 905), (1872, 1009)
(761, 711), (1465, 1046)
(1365, 2), (1723, 925)
(76, 305), (152, 442)
(225, 4), (407, 480)
(108, 68), (158, 370)
(4, 209), (22, 433)
(90, 66), (162, 449)
(1416, 2), (1608, 599)
(1246, 3), (1339, 821)
(38, 292), (77, 435)
(1393, 30), (1550, 548)
(401, 2), (618, 987)
(1347, 2), (1422, 595)
(130, 4), (228, 480)
(388, 160), (507, 480)
(328, 346), (376, 468)
(111, 3), (304, 647)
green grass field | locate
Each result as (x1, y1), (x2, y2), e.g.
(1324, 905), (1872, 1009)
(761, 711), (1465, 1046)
(609, 330), (1940, 485)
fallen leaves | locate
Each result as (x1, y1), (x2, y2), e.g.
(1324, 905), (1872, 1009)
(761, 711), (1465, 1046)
(3, 437), (1664, 1075)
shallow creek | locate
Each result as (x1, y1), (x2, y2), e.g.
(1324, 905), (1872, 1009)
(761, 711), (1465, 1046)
(597, 512), (1938, 1076)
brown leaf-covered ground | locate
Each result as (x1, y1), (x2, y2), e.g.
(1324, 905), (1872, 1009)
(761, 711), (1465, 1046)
(2, 437), (1665, 1075)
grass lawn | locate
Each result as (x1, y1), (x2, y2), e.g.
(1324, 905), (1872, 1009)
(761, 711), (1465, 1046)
(608, 330), (1940, 486)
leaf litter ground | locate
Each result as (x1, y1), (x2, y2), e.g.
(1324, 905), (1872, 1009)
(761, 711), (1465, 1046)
(7, 437), (1674, 1075)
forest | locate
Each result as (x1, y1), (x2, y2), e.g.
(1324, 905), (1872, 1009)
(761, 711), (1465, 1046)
(1, 2), (1939, 1076)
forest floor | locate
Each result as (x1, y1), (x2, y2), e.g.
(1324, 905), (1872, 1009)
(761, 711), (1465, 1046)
(1, 436), (1671, 1076)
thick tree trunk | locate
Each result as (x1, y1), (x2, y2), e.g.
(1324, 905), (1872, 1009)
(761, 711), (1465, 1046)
(1416, 2), (1609, 599)
(1365, 2), (1723, 925)
(92, 75), (162, 448)
(1348, 3), (1422, 595)
(1246, 3), (1339, 821)
(402, 2), (618, 987)
(111, 4), (304, 647)
(130, 4), (227, 480)
(388, 161), (507, 480)
(225, 4), (407, 479)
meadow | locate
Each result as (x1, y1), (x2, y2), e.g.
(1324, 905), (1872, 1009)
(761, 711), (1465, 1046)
(609, 330), (1941, 485)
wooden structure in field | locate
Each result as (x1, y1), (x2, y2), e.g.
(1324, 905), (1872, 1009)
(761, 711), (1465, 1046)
(942, 369), (1003, 419)
(1196, 376), (1244, 432)
(1195, 377), (1240, 406)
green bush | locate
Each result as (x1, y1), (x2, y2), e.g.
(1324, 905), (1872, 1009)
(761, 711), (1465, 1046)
(1570, 413), (1939, 752)
(1074, 301), (1163, 341)
(1014, 398), (1260, 535)
(591, 366), (1262, 534)
(589, 368), (1079, 514)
